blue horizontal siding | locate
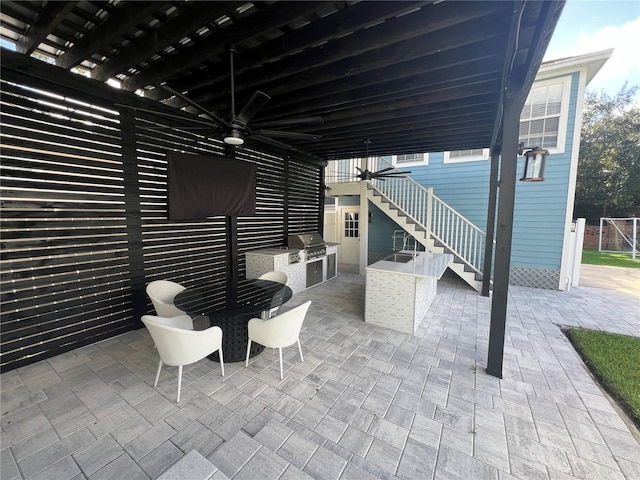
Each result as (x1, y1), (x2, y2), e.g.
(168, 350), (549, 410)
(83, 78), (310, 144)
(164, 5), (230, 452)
(368, 203), (399, 255)
(339, 68), (579, 278)
(368, 71), (580, 273)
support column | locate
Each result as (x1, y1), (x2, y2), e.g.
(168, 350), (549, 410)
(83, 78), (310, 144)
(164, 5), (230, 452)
(359, 177), (369, 276)
(486, 91), (522, 378)
(119, 110), (146, 321)
(226, 145), (239, 302)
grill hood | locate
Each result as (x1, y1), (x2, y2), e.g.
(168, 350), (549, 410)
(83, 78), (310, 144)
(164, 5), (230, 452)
(287, 232), (325, 249)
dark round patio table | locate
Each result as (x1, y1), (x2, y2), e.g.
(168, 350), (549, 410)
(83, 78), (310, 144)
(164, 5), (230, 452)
(174, 278), (293, 363)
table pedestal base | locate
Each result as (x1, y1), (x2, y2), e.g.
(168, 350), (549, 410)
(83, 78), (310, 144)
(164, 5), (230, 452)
(206, 312), (265, 363)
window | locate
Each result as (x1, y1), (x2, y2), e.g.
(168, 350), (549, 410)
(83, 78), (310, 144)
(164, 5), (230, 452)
(344, 211), (359, 238)
(392, 153), (428, 167)
(443, 148), (489, 163)
(519, 76), (570, 153)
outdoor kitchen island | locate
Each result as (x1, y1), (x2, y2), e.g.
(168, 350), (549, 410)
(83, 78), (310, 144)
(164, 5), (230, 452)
(246, 233), (338, 293)
(365, 251), (453, 335)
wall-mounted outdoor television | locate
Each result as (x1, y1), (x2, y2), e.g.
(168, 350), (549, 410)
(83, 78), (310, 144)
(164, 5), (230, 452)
(167, 151), (256, 220)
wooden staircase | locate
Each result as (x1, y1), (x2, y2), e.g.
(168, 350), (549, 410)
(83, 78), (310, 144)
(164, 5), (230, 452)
(327, 157), (486, 292)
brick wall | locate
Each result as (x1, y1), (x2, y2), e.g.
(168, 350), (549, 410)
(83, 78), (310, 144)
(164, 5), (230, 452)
(584, 222), (638, 250)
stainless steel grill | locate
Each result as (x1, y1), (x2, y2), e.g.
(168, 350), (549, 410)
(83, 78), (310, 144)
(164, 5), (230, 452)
(288, 232), (327, 259)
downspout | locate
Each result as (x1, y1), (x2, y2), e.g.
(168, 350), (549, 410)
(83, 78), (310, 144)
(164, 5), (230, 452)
(482, 146), (501, 297)
(359, 156), (369, 275)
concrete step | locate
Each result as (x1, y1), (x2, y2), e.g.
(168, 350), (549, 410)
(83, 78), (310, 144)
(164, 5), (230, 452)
(207, 428), (298, 479)
(157, 449), (228, 480)
(252, 420), (394, 480)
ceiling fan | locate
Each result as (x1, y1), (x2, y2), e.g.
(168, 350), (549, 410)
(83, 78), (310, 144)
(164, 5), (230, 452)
(159, 48), (323, 149)
(354, 140), (411, 181)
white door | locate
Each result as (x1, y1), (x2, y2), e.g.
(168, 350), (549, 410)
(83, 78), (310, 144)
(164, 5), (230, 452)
(340, 207), (360, 265)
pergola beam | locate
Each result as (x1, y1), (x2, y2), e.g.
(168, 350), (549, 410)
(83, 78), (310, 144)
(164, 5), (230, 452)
(16, 1), (78, 55)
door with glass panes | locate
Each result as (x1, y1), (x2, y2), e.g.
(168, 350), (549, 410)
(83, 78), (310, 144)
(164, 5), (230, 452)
(340, 207), (359, 265)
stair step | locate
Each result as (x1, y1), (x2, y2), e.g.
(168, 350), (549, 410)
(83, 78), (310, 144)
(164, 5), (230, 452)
(251, 420), (387, 480)
(157, 450), (226, 480)
(209, 429), (296, 479)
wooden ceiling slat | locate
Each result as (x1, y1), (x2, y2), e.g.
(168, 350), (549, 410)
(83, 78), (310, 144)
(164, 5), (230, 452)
(0, 0), (565, 162)
(171, 1), (429, 98)
(255, 44), (505, 119)
(191, 4), (510, 113)
(91, 2), (241, 82)
(56, 2), (163, 69)
(265, 71), (502, 123)
(124, 1), (341, 93)
(16, 1), (79, 55)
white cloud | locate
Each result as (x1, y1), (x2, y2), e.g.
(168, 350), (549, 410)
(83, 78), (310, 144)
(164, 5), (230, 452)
(572, 17), (640, 91)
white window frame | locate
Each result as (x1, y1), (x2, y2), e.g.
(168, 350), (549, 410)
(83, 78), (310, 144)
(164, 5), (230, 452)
(519, 75), (571, 154)
(391, 153), (429, 167)
(443, 148), (490, 163)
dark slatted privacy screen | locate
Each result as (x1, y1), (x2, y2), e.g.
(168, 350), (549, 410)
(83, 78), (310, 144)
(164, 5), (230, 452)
(0, 69), (323, 372)
(0, 79), (131, 370)
(288, 160), (323, 234)
(134, 115), (228, 308)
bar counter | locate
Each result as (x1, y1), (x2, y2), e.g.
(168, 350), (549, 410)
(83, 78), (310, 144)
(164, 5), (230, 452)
(365, 251), (452, 335)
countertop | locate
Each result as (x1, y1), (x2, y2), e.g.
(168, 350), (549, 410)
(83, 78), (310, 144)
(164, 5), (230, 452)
(246, 243), (340, 256)
(246, 248), (293, 256)
(366, 251), (453, 279)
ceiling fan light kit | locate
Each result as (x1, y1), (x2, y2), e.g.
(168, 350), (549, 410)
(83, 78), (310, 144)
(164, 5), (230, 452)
(224, 127), (245, 145)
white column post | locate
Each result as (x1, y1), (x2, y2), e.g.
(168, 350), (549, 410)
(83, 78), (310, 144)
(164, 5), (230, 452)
(598, 217), (603, 252)
(633, 218), (637, 261)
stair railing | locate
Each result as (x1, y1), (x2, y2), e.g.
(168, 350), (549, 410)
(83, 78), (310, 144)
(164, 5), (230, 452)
(330, 157), (487, 274)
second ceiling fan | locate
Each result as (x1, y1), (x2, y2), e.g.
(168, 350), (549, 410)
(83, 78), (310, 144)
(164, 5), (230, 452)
(354, 140), (412, 181)
(161, 48), (323, 149)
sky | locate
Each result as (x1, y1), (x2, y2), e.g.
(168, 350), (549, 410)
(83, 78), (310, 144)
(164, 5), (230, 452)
(544, 0), (640, 97)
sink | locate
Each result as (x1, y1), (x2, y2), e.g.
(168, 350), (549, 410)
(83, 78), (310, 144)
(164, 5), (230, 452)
(383, 253), (414, 263)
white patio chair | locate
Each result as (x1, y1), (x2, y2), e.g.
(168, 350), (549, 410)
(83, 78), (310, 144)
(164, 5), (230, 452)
(245, 300), (311, 380)
(258, 271), (289, 318)
(142, 314), (224, 402)
(258, 271), (289, 285)
(146, 280), (187, 318)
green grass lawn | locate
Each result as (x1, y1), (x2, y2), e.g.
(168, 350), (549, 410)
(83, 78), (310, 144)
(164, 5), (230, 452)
(581, 249), (639, 268)
(567, 328), (640, 427)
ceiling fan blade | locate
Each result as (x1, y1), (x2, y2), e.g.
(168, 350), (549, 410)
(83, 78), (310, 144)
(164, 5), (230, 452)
(379, 170), (412, 176)
(373, 166), (395, 174)
(138, 125), (212, 129)
(116, 103), (218, 127)
(236, 91), (270, 124)
(253, 129), (322, 141)
(250, 134), (292, 150)
(251, 116), (324, 129)
(157, 84), (228, 127)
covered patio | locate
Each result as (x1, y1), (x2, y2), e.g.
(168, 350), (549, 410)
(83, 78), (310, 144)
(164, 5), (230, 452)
(4, 1), (640, 478)
(1, 0), (565, 377)
(2, 272), (639, 479)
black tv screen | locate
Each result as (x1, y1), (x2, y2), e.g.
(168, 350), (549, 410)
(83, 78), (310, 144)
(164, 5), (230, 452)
(167, 152), (256, 220)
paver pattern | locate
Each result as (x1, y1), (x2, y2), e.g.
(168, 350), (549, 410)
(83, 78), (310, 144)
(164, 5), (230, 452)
(1, 270), (639, 479)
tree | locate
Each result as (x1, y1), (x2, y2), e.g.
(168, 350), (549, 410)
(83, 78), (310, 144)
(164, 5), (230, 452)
(574, 84), (640, 224)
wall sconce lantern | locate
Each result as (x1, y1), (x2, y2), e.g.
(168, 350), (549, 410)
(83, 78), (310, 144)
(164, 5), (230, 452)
(520, 146), (548, 182)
